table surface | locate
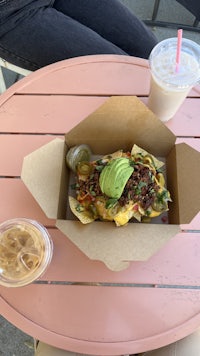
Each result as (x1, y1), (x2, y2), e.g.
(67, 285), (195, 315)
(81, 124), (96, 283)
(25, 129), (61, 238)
(1, 54), (200, 356)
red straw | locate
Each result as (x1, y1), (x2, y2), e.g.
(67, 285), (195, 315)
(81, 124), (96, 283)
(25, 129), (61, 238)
(175, 29), (183, 72)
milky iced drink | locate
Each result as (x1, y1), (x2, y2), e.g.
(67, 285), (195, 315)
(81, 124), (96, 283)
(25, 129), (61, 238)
(148, 38), (200, 122)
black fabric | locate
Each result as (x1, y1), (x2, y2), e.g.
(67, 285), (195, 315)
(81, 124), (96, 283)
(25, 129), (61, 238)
(176, 0), (200, 21)
(0, 0), (157, 71)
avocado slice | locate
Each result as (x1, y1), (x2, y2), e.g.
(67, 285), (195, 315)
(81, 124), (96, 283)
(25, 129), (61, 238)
(99, 158), (133, 199)
(100, 158), (128, 190)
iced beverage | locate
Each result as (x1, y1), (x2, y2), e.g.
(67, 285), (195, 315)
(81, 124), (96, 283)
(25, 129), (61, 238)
(0, 218), (53, 287)
(148, 38), (200, 122)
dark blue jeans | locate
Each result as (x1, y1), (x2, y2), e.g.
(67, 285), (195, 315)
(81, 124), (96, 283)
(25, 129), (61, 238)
(0, 0), (157, 71)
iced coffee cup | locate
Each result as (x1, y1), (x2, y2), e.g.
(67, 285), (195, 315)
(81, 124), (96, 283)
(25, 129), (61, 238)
(148, 38), (200, 122)
(0, 218), (53, 287)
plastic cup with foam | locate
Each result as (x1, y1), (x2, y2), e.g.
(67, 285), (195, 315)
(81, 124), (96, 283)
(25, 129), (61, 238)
(148, 37), (200, 122)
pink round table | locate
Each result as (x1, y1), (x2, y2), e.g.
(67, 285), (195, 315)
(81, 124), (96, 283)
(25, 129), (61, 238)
(0, 55), (200, 355)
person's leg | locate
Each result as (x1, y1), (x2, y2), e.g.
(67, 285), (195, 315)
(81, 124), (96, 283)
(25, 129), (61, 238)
(0, 1), (127, 71)
(53, 0), (157, 59)
(141, 329), (200, 356)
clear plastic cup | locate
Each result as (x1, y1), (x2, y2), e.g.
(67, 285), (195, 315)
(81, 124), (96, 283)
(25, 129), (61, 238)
(0, 218), (53, 287)
(148, 38), (200, 122)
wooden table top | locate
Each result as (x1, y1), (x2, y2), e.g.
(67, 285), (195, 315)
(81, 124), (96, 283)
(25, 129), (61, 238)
(0, 55), (200, 355)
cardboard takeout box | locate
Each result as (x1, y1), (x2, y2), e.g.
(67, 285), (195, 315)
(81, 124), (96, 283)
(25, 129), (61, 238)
(21, 96), (200, 271)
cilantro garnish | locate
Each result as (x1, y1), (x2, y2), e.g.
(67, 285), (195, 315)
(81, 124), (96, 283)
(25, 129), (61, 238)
(106, 198), (118, 209)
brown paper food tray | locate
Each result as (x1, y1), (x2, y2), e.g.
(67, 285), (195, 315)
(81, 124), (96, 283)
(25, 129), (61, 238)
(21, 96), (200, 271)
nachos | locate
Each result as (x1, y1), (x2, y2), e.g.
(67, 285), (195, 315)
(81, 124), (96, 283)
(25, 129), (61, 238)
(68, 144), (171, 226)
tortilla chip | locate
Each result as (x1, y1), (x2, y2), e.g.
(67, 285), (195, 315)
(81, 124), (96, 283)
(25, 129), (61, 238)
(131, 144), (164, 170)
(69, 196), (94, 224)
(102, 150), (123, 161)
